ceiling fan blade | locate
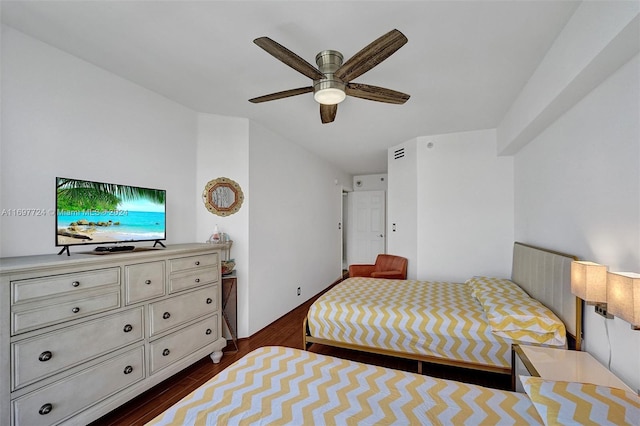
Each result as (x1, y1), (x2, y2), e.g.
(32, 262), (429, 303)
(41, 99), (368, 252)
(254, 37), (325, 81)
(345, 83), (410, 104)
(320, 104), (337, 124)
(334, 29), (408, 83)
(249, 86), (313, 103)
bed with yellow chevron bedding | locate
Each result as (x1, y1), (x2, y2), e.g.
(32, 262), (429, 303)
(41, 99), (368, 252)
(146, 346), (543, 425)
(147, 346), (638, 426)
(305, 275), (567, 374)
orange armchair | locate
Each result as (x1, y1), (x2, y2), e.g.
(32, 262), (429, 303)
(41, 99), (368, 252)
(348, 254), (408, 279)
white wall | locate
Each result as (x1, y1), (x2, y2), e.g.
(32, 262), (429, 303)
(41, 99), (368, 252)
(247, 121), (350, 335)
(514, 54), (640, 392)
(499, 0), (640, 392)
(418, 130), (514, 281)
(387, 139), (418, 278)
(198, 117), (350, 337)
(498, 0), (639, 155)
(196, 114), (250, 337)
(388, 131), (514, 282)
(352, 174), (387, 191)
(0, 26), (198, 257)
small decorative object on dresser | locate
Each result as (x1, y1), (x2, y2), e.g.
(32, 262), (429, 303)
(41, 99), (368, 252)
(0, 243), (226, 426)
(221, 259), (235, 276)
(207, 236), (234, 275)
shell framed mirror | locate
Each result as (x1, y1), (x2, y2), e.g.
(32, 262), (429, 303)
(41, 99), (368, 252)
(202, 177), (244, 216)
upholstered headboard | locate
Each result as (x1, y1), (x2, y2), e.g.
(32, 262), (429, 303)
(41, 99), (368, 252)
(511, 242), (582, 350)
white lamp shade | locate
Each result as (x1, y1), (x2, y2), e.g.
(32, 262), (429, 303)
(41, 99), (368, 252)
(571, 261), (608, 303)
(607, 271), (640, 327)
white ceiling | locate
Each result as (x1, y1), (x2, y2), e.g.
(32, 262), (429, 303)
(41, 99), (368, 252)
(1, 0), (580, 175)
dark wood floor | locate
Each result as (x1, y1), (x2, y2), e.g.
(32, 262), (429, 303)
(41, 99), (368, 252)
(91, 278), (511, 425)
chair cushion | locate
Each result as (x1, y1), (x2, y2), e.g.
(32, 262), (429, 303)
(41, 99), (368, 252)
(371, 270), (404, 279)
(348, 254), (407, 279)
(348, 264), (376, 278)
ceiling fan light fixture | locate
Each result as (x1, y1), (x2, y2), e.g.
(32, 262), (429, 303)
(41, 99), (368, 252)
(314, 81), (346, 105)
(313, 50), (346, 105)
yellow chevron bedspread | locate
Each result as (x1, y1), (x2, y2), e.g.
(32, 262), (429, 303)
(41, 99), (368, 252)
(146, 346), (542, 426)
(307, 277), (564, 370)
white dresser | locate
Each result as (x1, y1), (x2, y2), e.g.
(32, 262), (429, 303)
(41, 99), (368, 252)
(0, 244), (227, 426)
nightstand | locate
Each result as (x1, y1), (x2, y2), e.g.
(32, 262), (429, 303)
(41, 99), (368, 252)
(512, 344), (634, 393)
(222, 272), (238, 352)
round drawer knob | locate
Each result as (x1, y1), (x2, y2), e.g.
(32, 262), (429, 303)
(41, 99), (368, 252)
(123, 324), (133, 333)
(39, 403), (53, 415)
(195, 278), (200, 283)
(206, 298), (213, 304)
(206, 328), (212, 335)
(145, 279), (152, 285)
(162, 349), (170, 357)
(72, 307), (80, 314)
(195, 261), (200, 266)
(38, 351), (52, 362)
(71, 281), (80, 287)
(162, 312), (171, 320)
(123, 365), (133, 375)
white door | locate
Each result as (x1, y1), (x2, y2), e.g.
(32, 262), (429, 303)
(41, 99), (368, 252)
(346, 190), (386, 265)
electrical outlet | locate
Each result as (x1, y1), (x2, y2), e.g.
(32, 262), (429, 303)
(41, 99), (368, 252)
(595, 303), (613, 319)
(297, 286), (301, 296)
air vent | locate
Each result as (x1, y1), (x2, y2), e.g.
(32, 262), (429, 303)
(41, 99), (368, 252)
(393, 147), (405, 160)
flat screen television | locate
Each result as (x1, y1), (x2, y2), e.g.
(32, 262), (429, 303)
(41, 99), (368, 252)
(56, 177), (166, 254)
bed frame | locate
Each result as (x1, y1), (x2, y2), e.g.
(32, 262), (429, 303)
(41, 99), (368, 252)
(303, 242), (582, 375)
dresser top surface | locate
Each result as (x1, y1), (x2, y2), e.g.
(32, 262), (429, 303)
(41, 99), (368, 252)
(0, 243), (218, 274)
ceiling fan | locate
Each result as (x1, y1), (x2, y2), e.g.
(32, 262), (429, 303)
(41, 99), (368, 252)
(248, 29), (410, 124)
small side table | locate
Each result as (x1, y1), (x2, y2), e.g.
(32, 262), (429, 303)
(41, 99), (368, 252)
(512, 344), (634, 393)
(222, 272), (238, 352)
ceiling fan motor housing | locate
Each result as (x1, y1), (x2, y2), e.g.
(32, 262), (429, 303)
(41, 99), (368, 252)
(314, 50), (346, 104)
(315, 50), (343, 74)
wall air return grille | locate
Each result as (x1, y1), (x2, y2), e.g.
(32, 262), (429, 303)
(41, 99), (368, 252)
(393, 147), (405, 160)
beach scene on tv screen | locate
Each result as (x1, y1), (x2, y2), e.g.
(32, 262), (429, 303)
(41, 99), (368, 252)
(56, 178), (166, 245)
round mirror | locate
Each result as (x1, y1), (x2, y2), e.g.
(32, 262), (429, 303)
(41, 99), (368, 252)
(202, 177), (244, 216)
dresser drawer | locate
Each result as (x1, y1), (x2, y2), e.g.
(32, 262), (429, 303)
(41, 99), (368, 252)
(125, 261), (166, 304)
(11, 268), (120, 305)
(149, 315), (218, 374)
(12, 346), (144, 426)
(12, 307), (144, 390)
(169, 253), (218, 273)
(12, 288), (121, 335)
(149, 286), (218, 336)
(169, 266), (217, 293)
